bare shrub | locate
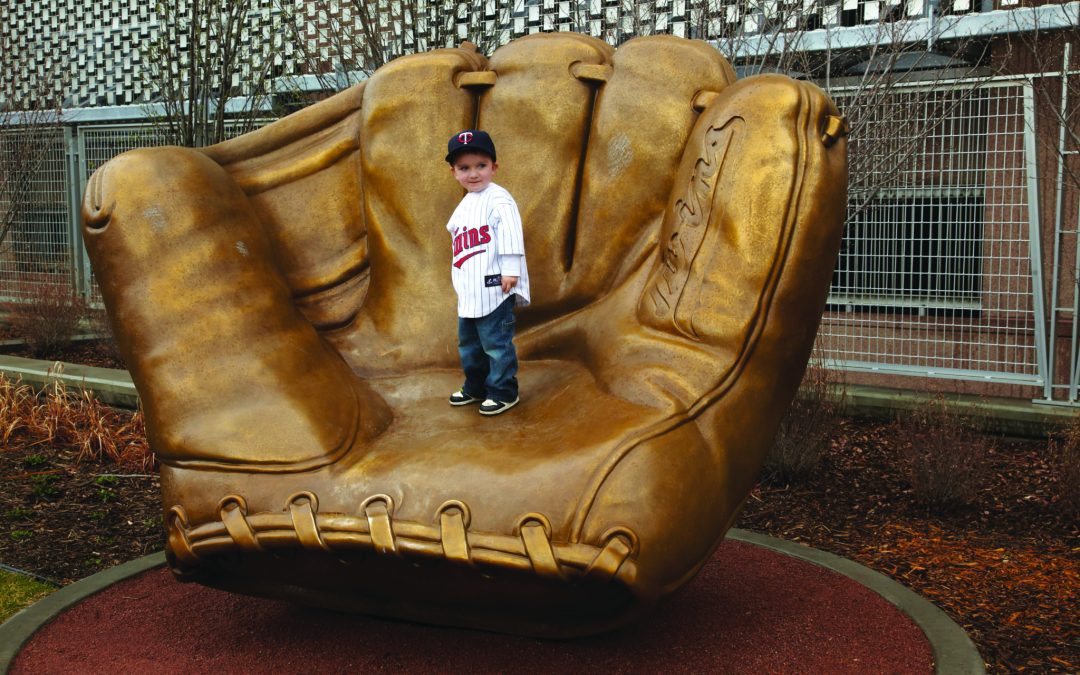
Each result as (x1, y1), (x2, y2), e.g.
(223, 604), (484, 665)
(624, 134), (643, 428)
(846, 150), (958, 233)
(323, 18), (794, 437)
(0, 375), (152, 470)
(895, 396), (986, 512)
(764, 356), (846, 484)
(1047, 415), (1080, 516)
(7, 281), (87, 359)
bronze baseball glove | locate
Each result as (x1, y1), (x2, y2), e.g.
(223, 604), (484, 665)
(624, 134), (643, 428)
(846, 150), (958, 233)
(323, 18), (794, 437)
(82, 32), (847, 637)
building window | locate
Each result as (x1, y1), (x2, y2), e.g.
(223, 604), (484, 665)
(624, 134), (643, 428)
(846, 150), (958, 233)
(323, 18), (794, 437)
(828, 83), (990, 314)
(830, 190), (984, 312)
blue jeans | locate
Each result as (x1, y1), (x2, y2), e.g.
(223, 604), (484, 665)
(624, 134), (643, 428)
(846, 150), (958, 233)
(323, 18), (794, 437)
(458, 296), (518, 402)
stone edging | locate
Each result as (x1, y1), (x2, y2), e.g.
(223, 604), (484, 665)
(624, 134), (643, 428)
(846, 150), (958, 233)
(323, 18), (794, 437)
(0, 355), (137, 409)
(0, 552), (166, 674)
(0, 533), (983, 674)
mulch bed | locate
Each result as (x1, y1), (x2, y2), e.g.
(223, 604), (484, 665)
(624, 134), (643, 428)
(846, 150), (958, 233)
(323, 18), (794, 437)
(0, 443), (159, 584)
(0, 346), (1077, 671)
(738, 419), (1079, 673)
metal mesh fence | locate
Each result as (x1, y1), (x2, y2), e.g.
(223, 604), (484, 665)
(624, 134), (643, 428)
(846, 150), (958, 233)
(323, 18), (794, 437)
(1, 121), (279, 306)
(0, 126), (74, 302)
(81, 126), (170, 178)
(819, 80), (1041, 385)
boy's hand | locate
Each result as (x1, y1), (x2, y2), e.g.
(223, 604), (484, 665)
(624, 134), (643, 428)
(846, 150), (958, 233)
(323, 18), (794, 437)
(501, 276), (518, 293)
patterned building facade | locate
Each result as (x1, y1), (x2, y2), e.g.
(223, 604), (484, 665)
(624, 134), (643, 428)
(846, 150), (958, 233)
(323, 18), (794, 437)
(1, 0), (1003, 111)
(2, 0), (283, 108)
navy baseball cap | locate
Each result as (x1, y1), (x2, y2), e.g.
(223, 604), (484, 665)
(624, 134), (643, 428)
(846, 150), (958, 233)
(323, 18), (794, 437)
(446, 129), (496, 164)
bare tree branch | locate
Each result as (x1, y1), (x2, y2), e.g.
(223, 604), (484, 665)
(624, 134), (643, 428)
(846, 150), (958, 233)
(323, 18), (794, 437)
(281, 0), (520, 91)
(142, 0), (285, 147)
(0, 16), (66, 254)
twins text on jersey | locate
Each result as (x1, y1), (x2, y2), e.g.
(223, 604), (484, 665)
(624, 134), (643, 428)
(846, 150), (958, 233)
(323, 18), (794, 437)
(446, 183), (531, 318)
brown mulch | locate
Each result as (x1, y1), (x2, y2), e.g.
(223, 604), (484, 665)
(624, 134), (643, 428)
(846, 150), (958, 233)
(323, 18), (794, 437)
(0, 441), (160, 584)
(0, 348), (1076, 671)
(738, 418), (1079, 673)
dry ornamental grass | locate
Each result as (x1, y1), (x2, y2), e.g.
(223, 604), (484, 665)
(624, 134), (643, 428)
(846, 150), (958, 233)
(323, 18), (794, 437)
(0, 375), (152, 470)
(894, 395), (987, 512)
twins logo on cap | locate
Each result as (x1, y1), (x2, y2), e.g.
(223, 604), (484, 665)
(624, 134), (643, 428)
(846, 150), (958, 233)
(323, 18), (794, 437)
(446, 129), (497, 163)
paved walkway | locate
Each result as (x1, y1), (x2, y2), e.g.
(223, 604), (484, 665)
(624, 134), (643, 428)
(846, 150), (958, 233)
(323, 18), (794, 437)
(5, 533), (975, 674)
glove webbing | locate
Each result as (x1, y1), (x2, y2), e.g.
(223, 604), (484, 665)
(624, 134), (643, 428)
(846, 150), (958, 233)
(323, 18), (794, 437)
(167, 492), (636, 582)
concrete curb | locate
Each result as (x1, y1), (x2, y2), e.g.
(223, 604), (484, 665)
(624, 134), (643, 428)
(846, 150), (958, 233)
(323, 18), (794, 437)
(0, 355), (137, 409)
(1, 535), (983, 674)
(0, 552), (166, 674)
(843, 384), (1076, 438)
(729, 529), (985, 675)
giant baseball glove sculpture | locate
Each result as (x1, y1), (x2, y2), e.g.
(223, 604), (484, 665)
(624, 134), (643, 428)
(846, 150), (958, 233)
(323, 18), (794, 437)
(83, 33), (847, 637)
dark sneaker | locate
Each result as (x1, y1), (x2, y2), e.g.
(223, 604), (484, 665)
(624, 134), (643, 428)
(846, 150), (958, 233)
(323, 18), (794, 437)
(478, 397), (519, 416)
(449, 390), (481, 406)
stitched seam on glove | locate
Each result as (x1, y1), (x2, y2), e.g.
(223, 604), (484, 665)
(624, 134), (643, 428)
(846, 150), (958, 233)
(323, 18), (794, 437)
(168, 497), (636, 582)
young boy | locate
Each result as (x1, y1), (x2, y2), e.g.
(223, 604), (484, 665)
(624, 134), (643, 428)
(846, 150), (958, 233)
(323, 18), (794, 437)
(444, 129), (530, 416)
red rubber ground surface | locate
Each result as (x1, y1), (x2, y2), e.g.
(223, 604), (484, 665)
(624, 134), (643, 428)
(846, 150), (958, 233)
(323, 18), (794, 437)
(13, 540), (933, 674)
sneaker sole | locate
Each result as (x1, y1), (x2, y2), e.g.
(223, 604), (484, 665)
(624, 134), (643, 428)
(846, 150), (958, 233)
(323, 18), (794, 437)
(449, 397), (481, 406)
(478, 398), (520, 416)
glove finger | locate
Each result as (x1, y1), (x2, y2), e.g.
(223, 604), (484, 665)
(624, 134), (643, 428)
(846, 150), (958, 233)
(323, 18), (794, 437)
(565, 36), (735, 306)
(477, 33), (613, 318)
(83, 148), (392, 470)
(641, 76), (846, 348)
(330, 47), (485, 368)
(587, 76), (847, 411)
(202, 86), (369, 331)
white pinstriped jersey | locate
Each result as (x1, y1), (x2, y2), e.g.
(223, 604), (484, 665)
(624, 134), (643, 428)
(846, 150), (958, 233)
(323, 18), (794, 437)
(447, 183), (531, 318)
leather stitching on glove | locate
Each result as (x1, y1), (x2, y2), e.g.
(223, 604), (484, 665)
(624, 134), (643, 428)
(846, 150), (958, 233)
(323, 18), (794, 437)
(166, 495), (636, 582)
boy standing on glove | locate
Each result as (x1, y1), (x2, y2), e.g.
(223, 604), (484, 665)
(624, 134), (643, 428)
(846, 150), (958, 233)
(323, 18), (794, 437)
(444, 130), (531, 416)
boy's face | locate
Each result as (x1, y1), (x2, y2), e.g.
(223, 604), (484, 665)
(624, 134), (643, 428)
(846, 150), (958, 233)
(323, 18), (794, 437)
(450, 152), (497, 193)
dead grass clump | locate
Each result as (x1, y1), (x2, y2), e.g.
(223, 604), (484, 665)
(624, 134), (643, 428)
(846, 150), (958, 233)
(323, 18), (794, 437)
(7, 281), (87, 359)
(1047, 414), (1080, 516)
(895, 395), (986, 512)
(0, 374), (152, 471)
(0, 374), (38, 446)
(764, 357), (846, 484)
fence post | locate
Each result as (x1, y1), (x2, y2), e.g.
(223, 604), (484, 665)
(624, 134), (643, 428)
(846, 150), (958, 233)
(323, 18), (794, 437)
(1023, 81), (1051, 400)
(63, 125), (89, 300)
